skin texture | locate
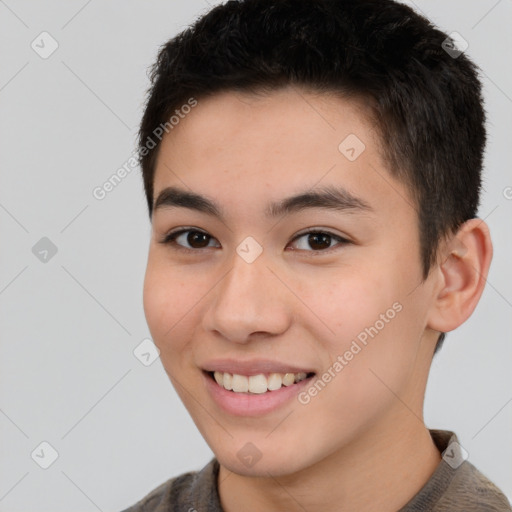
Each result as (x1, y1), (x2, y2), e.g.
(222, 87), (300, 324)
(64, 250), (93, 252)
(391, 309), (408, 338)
(143, 87), (493, 512)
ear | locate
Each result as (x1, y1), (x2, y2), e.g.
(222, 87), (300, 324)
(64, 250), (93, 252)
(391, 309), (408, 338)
(426, 218), (493, 333)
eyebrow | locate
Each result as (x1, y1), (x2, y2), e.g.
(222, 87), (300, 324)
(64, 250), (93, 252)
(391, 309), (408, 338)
(153, 184), (374, 222)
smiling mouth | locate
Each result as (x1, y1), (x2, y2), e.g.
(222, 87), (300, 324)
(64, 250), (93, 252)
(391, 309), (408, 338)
(206, 370), (316, 394)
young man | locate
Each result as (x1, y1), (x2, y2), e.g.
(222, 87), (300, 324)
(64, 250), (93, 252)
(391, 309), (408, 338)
(123, 0), (511, 510)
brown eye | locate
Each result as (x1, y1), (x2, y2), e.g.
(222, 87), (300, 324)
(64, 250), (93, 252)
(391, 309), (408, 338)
(184, 231), (211, 248)
(306, 232), (332, 250)
(160, 229), (220, 251)
(289, 230), (350, 253)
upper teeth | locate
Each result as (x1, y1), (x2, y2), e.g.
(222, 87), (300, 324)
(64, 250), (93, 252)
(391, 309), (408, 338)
(213, 371), (308, 394)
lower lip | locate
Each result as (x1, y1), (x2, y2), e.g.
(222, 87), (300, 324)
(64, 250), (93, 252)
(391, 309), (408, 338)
(202, 371), (315, 417)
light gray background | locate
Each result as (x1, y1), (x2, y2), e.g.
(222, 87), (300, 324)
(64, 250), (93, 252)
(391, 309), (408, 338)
(0, 1), (510, 510)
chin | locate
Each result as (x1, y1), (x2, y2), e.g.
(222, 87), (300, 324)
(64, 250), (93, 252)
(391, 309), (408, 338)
(211, 434), (315, 478)
(218, 452), (302, 478)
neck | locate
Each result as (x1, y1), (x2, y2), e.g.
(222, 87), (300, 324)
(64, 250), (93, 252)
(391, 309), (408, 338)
(218, 414), (441, 512)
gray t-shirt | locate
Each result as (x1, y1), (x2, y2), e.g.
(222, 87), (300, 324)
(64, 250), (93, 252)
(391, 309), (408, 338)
(121, 430), (511, 511)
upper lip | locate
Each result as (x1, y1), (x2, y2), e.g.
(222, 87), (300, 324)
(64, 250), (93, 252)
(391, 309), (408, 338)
(202, 358), (315, 376)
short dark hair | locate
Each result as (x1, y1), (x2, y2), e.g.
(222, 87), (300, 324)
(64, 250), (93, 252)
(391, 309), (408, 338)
(138, 0), (487, 355)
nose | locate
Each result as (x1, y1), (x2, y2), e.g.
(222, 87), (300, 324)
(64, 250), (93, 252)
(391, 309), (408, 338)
(202, 249), (291, 344)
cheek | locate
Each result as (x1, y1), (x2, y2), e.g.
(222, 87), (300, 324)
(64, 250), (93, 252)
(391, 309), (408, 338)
(142, 256), (196, 359)
(301, 269), (396, 347)
(305, 268), (420, 386)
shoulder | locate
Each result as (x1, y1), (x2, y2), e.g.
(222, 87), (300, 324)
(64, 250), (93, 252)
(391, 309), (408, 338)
(438, 460), (512, 511)
(119, 458), (220, 512)
(427, 430), (511, 512)
(400, 430), (511, 512)
(119, 472), (195, 512)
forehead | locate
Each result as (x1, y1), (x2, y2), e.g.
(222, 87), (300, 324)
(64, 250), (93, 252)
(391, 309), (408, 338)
(157, 87), (378, 165)
(152, 87), (415, 223)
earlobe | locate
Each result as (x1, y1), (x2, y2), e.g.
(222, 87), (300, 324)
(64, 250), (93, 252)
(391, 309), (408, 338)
(427, 218), (493, 333)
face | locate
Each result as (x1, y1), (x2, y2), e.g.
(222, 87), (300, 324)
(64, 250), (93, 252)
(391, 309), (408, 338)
(143, 87), (438, 478)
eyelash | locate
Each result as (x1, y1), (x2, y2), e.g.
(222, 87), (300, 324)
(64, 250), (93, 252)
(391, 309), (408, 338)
(158, 227), (351, 255)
